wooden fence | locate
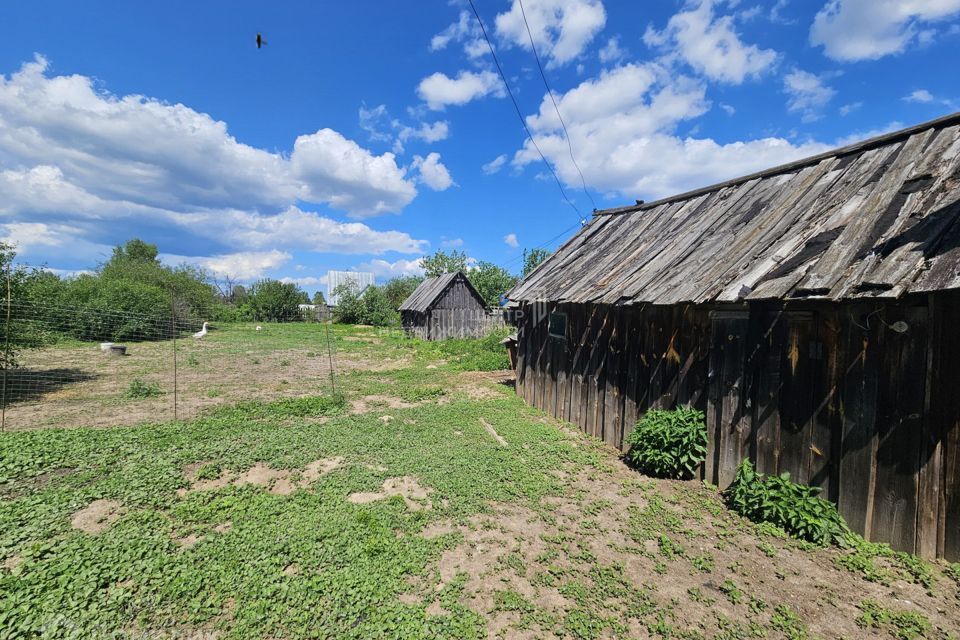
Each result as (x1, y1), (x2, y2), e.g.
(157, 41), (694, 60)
(405, 309), (504, 340)
(514, 294), (960, 560)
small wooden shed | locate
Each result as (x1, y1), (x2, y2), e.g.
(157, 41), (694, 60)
(507, 113), (960, 559)
(399, 272), (488, 340)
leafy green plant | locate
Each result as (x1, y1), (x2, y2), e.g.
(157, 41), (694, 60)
(625, 408), (707, 479)
(194, 462), (221, 481)
(856, 600), (931, 640)
(125, 378), (163, 399)
(724, 461), (849, 546)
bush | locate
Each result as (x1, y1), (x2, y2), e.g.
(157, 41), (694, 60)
(431, 329), (511, 371)
(332, 283), (398, 327)
(724, 460), (850, 546)
(125, 378), (163, 399)
(625, 408), (707, 479)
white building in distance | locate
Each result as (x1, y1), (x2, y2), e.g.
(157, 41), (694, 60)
(327, 270), (375, 306)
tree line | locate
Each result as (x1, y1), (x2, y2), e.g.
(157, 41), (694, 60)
(0, 239), (551, 359)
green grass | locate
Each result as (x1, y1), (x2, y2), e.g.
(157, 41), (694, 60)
(0, 328), (604, 638)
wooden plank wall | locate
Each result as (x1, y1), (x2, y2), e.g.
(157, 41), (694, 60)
(515, 295), (960, 559)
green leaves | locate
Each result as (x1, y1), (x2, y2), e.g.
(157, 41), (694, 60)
(724, 460), (850, 547)
(624, 408), (707, 479)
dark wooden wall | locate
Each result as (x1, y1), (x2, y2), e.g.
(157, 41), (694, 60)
(401, 280), (495, 340)
(514, 294), (960, 560)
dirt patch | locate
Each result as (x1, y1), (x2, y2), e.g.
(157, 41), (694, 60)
(350, 395), (421, 414)
(4, 554), (23, 572)
(178, 457), (345, 496)
(71, 499), (123, 534)
(214, 522), (232, 534)
(347, 476), (433, 511)
(174, 534), (202, 549)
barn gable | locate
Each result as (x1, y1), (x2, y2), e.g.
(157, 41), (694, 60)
(509, 112), (960, 305)
(399, 272), (486, 313)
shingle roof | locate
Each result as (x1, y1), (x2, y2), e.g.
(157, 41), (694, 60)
(398, 272), (463, 312)
(508, 112), (960, 305)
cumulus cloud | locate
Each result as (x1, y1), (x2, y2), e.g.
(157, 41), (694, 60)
(783, 70), (836, 122)
(482, 154), (509, 175)
(417, 70), (504, 110)
(504, 233), (519, 248)
(353, 257), (425, 279)
(598, 36), (625, 64)
(430, 10), (488, 59)
(811, 0), (960, 61)
(513, 62), (832, 201)
(411, 153), (455, 191)
(358, 103), (449, 153)
(440, 237), (465, 248)
(495, 0), (606, 68)
(903, 88), (935, 103)
(163, 250), (292, 281)
(643, 0), (778, 84)
(0, 57), (429, 270)
(291, 129), (416, 216)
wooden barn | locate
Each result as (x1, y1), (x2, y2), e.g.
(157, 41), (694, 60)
(399, 272), (489, 340)
(507, 113), (960, 560)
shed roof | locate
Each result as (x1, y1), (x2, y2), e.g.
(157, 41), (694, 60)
(508, 112), (960, 305)
(399, 272), (483, 312)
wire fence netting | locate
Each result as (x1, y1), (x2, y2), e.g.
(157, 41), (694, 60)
(0, 297), (338, 431)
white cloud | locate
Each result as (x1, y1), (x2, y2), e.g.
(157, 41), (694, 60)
(643, 0), (778, 84)
(440, 237), (464, 248)
(188, 206), (427, 255)
(811, 0), (960, 61)
(291, 129), (416, 218)
(359, 103), (449, 153)
(598, 36), (625, 64)
(430, 10), (487, 59)
(0, 56), (417, 219)
(839, 101), (863, 116)
(417, 70), (504, 110)
(412, 152), (455, 191)
(904, 88), (935, 103)
(482, 154), (509, 175)
(163, 250), (291, 281)
(495, 0), (607, 68)
(0, 221), (112, 263)
(783, 70), (836, 122)
(720, 103), (736, 115)
(280, 275), (328, 288)
(504, 233), (519, 248)
(353, 257), (425, 279)
(513, 62), (832, 201)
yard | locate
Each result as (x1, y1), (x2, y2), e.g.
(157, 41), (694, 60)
(1, 324), (958, 639)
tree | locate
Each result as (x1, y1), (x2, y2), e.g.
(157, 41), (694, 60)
(522, 248), (552, 277)
(0, 243), (53, 367)
(107, 238), (160, 266)
(468, 262), (517, 308)
(332, 282), (398, 327)
(248, 279), (306, 322)
(422, 250), (469, 278)
(382, 275), (423, 310)
(312, 290), (326, 305)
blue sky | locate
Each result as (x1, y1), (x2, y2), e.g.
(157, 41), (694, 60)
(1, 0), (958, 293)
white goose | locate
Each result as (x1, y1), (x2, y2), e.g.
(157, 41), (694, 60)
(255, 325), (263, 332)
(193, 322), (209, 339)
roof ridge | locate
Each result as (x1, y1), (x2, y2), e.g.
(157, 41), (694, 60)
(595, 110), (960, 217)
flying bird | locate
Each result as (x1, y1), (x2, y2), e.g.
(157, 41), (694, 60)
(256, 32), (267, 49)
(193, 322), (209, 339)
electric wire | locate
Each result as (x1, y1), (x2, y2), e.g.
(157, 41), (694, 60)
(466, 0), (587, 225)
(516, 0), (597, 211)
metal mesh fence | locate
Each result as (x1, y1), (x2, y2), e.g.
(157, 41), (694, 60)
(0, 296), (338, 431)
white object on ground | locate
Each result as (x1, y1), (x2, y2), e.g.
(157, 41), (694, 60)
(193, 322), (209, 339)
(255, 325), (262, 332)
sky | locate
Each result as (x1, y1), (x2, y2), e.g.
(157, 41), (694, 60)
(1, 0), (959, 294)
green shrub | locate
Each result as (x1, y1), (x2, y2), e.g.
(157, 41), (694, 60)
(724, 460), (849, 546)
(125, 378), (163, 399)
(625, 408), (707, 479)
(431, 328), (511, 371)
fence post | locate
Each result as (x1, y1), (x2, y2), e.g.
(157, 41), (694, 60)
(323, 321), (337, 396)
(171, 293), (178, 421)
(1, 264), (10, 432)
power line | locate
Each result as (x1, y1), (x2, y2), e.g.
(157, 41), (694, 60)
(499, 220), (582, 271)
(466, 0), (587, 226)
(516, 0), (597, 211)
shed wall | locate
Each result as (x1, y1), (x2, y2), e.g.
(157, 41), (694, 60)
(514, 294), (960, 559)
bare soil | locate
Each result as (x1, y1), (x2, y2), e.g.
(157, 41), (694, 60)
(70, 499), (123, 534)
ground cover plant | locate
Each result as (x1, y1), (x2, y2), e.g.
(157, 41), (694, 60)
(1, 324), (958, 639)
